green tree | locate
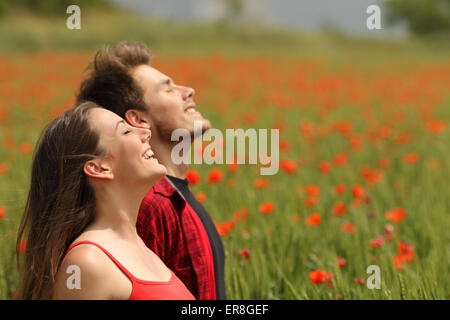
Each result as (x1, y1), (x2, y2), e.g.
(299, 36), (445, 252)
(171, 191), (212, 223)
(385, 0), (450, 35)
(221, 0), (245, 22)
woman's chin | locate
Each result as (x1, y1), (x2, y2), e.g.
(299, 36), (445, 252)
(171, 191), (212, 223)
(156, 165), (167, 178)
(147, 163), (167, 182)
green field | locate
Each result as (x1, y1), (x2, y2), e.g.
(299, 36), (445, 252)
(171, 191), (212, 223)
(0, 9), (449, 300)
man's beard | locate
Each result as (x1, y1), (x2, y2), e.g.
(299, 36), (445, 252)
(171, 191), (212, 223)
(156, 119), (211, 142)
(154, 121), (175, 141)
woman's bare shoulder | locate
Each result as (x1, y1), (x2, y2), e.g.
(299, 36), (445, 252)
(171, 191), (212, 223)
(53, 240), (130, 300)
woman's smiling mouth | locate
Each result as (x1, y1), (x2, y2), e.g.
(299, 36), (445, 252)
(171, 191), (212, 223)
(142, 148), (154, 160)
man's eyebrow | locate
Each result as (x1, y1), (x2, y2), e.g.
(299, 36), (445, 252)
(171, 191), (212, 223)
(159, 78), (173, 88)
(115, 120), (125, 131)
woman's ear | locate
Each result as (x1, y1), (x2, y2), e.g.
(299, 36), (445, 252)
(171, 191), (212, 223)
(125, 109), (150, 129)
(83, 159), (114, 180)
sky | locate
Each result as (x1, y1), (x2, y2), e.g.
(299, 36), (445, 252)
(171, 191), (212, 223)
(110, 0), (407, 37)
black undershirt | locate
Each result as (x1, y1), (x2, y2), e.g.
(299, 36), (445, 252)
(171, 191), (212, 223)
(166, 175), (227, 300)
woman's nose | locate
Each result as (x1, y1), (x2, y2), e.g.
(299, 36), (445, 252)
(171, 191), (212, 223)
(140, 127), (151, 143)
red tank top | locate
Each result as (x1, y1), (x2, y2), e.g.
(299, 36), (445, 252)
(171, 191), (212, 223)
(61, 241), (195, 300)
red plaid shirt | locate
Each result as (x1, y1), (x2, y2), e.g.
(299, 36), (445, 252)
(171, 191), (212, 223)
(136, 177), (216, 300)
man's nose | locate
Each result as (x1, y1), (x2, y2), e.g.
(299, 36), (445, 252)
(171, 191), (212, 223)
(183, 86), (195, 100)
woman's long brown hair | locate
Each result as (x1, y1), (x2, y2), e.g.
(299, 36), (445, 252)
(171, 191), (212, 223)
(15, 101), (105, 299)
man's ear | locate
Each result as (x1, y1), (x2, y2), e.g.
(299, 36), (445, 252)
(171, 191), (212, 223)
(83, 159), (114, 180)
(125, 109), (150, 129)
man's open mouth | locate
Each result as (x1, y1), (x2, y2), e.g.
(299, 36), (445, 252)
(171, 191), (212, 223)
(184, 105), (198, 113)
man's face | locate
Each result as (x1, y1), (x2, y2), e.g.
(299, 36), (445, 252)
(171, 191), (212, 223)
(132, 64), (211, 140)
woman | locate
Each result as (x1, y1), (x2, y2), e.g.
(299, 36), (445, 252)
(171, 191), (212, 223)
(15, 101), (195, 300)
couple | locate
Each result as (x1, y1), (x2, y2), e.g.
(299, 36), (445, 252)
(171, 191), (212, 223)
(15, 42), (226, 300)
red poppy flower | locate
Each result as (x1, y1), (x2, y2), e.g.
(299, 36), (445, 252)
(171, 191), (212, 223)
(233, 207), (249, 223)
(333, 121), (353, 135)
(360, 166), (383, 185)
(280, 159), (297, 174)
(334, 184), (346, 195)
(394, 132), (411, 145)
(207, 168), (223, 184)
(254, 178), (270, 189)
(196, 191), (206, 203)
(258, 202), (274, 215)
(309, 270), (332, 285)
(402, 152), (419, 164)
(185, 169), (200, 185)
(215, 221), (235, 236)
(306, 213), (321, 226)
(349, 134), (362, 151)
(19, 141), (33, 154)
(370, 236), (384, 248)
(393, 241), (417, 267)
(332, 201), (347, 216)
(0, 162), (8, 175)
(299, 120), (314, 137)
(280, 140), (291, 152)
(426, 120), (446, 134)
(333, 152), (348, 166)
(351, 184), (365, 199)
(385, 207), (406, 222)
(237, 248), (251, 260)
(309, 270), (327, 284)
(0, 207), (5, 219)
(397, 241), (414, 255)
(304, 196), (318, 208)
(340, 222), (355, 234)
(336, 256), (346, 268)
(384, 224), (394, 234)
(227, 163), (239, 173)
(305, 184), (320, 196)
(318, 161), (331, 174)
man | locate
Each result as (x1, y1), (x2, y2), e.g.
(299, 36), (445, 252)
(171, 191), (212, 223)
(76, 41), (226, 300)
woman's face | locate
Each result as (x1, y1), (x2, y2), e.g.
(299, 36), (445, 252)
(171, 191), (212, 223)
(88, 107), (166, 186)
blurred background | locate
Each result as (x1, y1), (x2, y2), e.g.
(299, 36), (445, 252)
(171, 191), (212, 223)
(0, 0), (449, 52)
(0, 0), (449, 300)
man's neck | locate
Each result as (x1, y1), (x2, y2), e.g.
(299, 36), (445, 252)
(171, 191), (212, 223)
(151, 139), (188, 179)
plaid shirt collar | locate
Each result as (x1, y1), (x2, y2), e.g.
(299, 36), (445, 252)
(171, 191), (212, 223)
(153, 176), (178, 197)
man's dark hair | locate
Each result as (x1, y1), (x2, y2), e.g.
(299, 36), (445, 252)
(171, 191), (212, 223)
(77, 41), (153, 118)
